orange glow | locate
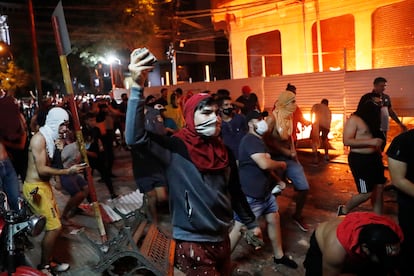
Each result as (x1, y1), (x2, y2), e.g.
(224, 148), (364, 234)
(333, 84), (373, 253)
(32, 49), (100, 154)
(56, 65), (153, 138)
(211, 0), (414, 78)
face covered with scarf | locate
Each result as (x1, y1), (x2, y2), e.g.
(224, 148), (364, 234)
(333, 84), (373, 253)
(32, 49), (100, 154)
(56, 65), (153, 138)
(39, 107), (69, 159)
(174, 93), (228, 172)
(271, 91), (297, 141)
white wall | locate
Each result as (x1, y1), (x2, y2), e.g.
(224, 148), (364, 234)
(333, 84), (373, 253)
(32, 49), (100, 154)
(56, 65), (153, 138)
(143, 65), (414, 118)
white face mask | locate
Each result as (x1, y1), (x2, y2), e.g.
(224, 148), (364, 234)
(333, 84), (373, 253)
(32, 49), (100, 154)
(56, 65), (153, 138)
(195, 117), (220, 137)
(255, 120), (268, 135)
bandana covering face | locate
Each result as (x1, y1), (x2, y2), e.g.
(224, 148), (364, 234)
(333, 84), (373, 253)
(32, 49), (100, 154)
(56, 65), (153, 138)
(174, 93), (229, 173)
(194, 116), (219, 137)
(39, 107), (69, 158)
(272, 91), (296, 140)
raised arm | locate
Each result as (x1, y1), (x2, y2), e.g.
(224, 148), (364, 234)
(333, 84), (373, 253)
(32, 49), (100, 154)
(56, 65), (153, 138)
(125, 48), (156, 146)
(125, 86), (147, 146)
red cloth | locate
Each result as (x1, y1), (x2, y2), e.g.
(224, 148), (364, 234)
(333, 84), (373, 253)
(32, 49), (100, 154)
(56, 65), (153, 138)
(242, 85), (252, 95)
(174, 93), (228, 173)
(337, 212), (404, 259)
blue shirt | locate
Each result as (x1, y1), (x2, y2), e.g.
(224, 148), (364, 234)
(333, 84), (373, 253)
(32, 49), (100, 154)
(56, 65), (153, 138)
(221, 114), (247, 160)
(238, 133), (271, 199)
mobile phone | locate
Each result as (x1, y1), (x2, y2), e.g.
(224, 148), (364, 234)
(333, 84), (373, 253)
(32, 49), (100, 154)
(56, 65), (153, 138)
(135, 47), (157, 66)
(79, 163), (88, 167)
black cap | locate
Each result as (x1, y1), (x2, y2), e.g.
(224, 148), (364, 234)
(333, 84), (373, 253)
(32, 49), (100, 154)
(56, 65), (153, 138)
(175, 88), (183, 95)
(245, 110), (268, 123)
(286, 83), (297, 93)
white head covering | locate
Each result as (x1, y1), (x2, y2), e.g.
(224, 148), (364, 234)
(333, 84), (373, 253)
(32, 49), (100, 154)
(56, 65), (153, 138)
(39, 107), (69, 158)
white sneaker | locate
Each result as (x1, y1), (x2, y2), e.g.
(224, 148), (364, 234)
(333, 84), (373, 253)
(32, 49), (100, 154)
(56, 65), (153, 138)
(38, 261), (70, 274)
(49, 260), (70, 273)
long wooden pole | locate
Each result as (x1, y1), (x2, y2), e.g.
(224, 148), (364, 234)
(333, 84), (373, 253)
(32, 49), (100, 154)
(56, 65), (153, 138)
(28, 0), (42, 105)
(51, 16), (107, 242)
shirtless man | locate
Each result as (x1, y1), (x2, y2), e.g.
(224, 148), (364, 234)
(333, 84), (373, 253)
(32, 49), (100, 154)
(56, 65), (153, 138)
(338, 92), (386, 215)
(303, 212), (403, 276)
(23, 107), (86, 273)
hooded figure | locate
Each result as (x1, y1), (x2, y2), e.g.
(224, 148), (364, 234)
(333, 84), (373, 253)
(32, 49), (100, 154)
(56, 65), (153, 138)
(272, 91), (297, 141)
(126, 67), (260, 275)
(39, 107), (69, 159)
(174, 93), (228, 173)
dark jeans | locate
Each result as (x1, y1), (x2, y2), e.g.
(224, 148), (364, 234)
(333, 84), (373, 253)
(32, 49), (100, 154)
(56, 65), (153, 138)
(101, 130), (115, 173)
(304, 232), (322, 276)
(89, 152), (115, 196)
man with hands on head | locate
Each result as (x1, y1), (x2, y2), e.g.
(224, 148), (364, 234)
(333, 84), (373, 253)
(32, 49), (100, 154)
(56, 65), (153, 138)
(126, 48), (262, 275)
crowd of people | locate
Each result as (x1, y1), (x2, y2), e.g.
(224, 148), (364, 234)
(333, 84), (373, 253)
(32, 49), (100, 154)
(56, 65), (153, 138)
(0, 48), (412, 276)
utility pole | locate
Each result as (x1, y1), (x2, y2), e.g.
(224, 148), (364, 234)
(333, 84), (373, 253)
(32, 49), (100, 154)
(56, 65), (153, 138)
(28, 0), (42, 105)
(167, 42), (177, 85)
(168, 0), (181, 85)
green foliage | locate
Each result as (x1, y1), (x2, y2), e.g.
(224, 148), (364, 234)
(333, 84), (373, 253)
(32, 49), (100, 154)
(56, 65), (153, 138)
(0, 61), (33, 97)
(70, 0), (156, 68)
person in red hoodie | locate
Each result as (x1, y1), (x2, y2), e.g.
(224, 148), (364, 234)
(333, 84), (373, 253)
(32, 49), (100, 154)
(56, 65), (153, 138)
(304, 212), (403, 276)
(126, 48), (262, 275)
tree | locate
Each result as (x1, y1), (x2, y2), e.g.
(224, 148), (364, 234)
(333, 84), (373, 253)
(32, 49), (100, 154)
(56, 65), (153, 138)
(70, 0), (156, 68)
(0, 61), (33, 98)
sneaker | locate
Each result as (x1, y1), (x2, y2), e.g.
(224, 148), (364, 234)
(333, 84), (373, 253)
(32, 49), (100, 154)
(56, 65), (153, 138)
(292, 216), (309, 232)
(337, 205), (347, 216)
(38, 261), (70, 274)
(273, 255), (298, 269)
(50, 260), (70, 273)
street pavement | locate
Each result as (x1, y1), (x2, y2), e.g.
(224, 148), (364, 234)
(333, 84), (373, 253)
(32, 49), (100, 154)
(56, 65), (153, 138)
(23, 141), (398, 276)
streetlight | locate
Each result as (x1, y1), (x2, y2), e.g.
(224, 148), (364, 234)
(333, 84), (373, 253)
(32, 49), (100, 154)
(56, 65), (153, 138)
(106, 55), (121, 91)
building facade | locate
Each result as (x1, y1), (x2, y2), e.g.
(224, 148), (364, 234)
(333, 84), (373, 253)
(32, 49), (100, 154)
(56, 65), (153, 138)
(211, 0), (414, 78)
